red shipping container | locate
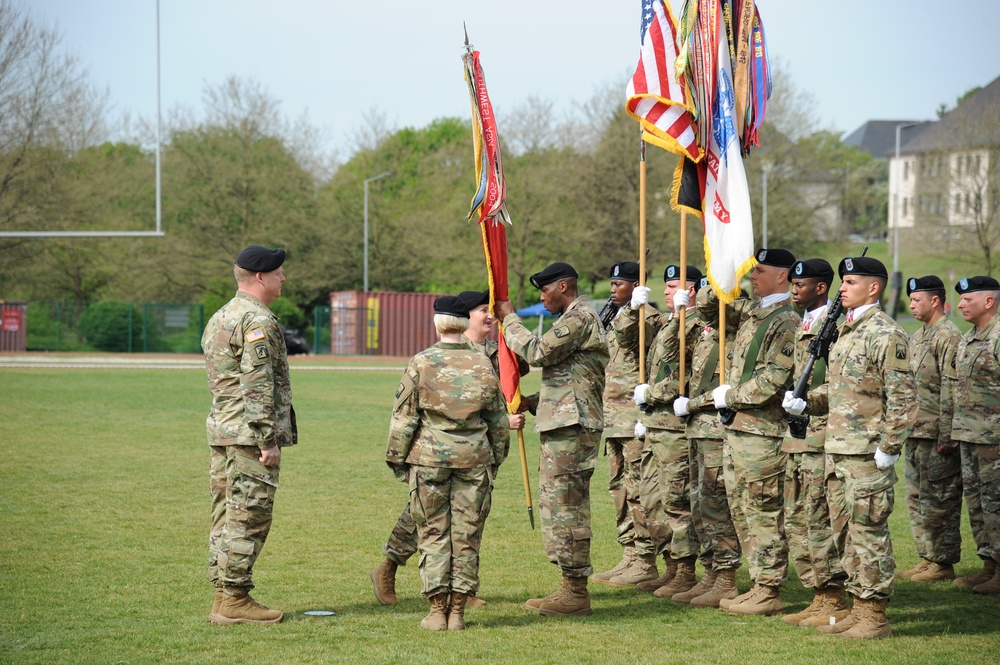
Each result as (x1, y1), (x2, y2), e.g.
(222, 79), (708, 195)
(0, 301), (27, 352)
(328, 291), (445, 358)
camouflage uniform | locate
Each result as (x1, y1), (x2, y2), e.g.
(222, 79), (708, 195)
(385, 341), (509, 598)
(503, 296), (609, 578)
(947, 313), (1000, 564)
(904, 316), (963, 565)
(718, 295), (798, 587)
(825, 305), (917, 600)
(203, 291), (296, 591)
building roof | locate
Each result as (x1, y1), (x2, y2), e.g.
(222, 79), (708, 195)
(902, 74), (1000, 154)
(843, 120), (924, 159)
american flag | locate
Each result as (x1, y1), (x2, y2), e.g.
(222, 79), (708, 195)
(626, 0), (701, 161)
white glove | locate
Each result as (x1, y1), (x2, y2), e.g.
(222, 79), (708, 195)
(630, 286), (651, 310)
(874, 448), (900, 470)
(634, 421), (647, 439)
(712, 384), (731, 410)
(674, 396), (690, 417)
(633, 383), (650, 406)
(673, 289), (690, 314)
(782, 390), (807, 416)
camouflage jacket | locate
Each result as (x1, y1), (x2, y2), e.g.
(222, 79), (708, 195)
(385, 341), (509, 470)
(464, 334), (530, 381)
(721, 297), (800, 437)
(947, 313), (1000, 446)
(782, 307), (832, 453)
(685, 318), (727, 440)
(202, 291), (296, 450)
(503, 296), (609, 433)
(825, 306), (917, 456)
(604, 304), (660, 437)
(908, 316), (961, 445)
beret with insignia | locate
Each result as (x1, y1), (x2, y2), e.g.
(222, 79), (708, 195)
(791, 258), (834, 284)
(663, 264), (704, 284)
(906, 275), (944, 296)
(609, 261), (641, 282)
(236, 245), (286, 273)
(955, 275), (1000, 294)
(530, 262), (578, 289)
(755, 248), (796, 270)
(457, 290), (490, 311)
(433, 295), (470, 318)
(838, 256), (888, 279)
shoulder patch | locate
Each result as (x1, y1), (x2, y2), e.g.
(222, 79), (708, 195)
(895, 344), (907, 361)
(553, 326), (570, 339)
(246, 328), (266, 343)
(781, 342), (794, 357)
(255, 344), (269, 359)
(393, 373), (417, 411)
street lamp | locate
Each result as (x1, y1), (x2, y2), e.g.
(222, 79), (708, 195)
(762, 163), (770, 248)
(891, 121), (925, 319)
(363, 171), (392, 293)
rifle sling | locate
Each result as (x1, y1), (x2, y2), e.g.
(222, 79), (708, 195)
(738, 304), (793, 385)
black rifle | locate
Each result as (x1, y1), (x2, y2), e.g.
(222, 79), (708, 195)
(598, 295), (617, 330)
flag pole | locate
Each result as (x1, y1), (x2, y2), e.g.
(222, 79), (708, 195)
(719, 298), (726, 384)
(516, 429), (534, 529)
(638, 136), (647, 383)
(678, 211), (687, 393)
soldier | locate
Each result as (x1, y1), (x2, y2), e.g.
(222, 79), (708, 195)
(778, 259), (851, 627)
(947, 276), (1000, 594)
(592, 262), (658, 587)
(627, 265), (704, 598)
(711, 248), (799, 616)
(808, 256), (917, 639)
(896, 276), (962, 583)
(372, 290), (526, 607)
(202, 245), (296, 625)
(385, 295), (510, 631)
(495, 262), (610, 617)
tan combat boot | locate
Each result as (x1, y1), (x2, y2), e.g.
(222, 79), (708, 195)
(539, 577), (592, 617)
(207, 588), (224, 622)
(672, 568), (717, 603)
(466, 595), (487, 608)
(371, 558), (399, 605)
(781, 588), (825, 625)
(954, 558), (996, 588)
(972, 563), (1000, 595)
(211, 587), (283, 625)
(653, 557), (696, 598)
(691, 567), (740, 608)
(726, 583), (784, 616)
(838, 598), (890, 639)
(636, 555), (677, 592)
(591, 545), (636, 584)
(816, 596), (857, 635)
(896, 558), (931, 580)
(525, 578), (569, 610)
(448, 593), (468, 630)
(798, 585), (851, 627)
(910, 562), (956, 583)
(419, 593), (450, 631)
(608, 553), (659, 587)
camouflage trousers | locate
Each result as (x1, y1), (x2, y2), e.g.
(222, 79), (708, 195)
(722, 432), (788, 586)
(784, 451), (847, 589)
(208, 445), (279, 590)
(382, 503), (418, 567)
(408, 465), (492, 597)
(830, 454), (896, 601)
(606, 436), (653, 556)
(904, 438), (963, 564)
(692, 437), (740, 570)
(538, 426), (599, 578)
(639, 428), (698, 560)
(960, 443), (1000, 563)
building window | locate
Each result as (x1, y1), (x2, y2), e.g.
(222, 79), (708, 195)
(975, 154), (981, 174)
(904, 161), (909, 180)
(903, 198), (908, 217)
(955, 193), (961, 213)
(957, 155), (963, 176)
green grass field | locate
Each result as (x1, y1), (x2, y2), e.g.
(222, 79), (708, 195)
(2, 365), (998, 665)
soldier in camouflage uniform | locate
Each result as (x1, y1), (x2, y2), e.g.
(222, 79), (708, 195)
(896, 276), (963, 584)
(372, 290), (527, 608)
(947, 276), (1000, 594)
(778, 259), (851, 627)
(495, 262), (610, 617)
(592, 262), (658, 587)
(627, 265), (704, 599)
(385, 295), (510, 631)
(203, 245), (296, 625)
(711, 248), (799, 617)
(810, 256), (917, 639)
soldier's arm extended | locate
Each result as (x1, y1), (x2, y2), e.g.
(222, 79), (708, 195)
(805, 381), (829, 416)
(239, 315), (283, 451)
(485, 385), (511, 472)
(502, 310), (588, 367)
(876, 330), (918, 455)
(725, 318), (796, 409)
(646, 318), (697, 405)
(385, 363), (421, 480)
(612, 305), (662, 353)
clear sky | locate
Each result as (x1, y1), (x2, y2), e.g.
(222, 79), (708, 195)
(27, 0), (1000, 155)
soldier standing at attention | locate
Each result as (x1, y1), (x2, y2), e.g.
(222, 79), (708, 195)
(384, 296), (509, 631)
(495, 262), (610, 617)
(203, 245), (296, 625)
(712, 248), (799, 616)
(947, 276), (1000, 594)
(896, 276), (963, 584)
(813, 256), (917, 639)
(779, 259), (851, 627)
(592, 262), (659, 587)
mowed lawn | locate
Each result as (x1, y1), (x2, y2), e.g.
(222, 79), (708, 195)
(1, 364), (998, 665)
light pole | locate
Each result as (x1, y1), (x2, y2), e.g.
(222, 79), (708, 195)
(891, 121), (924, 319)
(363, 171), (392, 293)
(762, 164), (769, 248)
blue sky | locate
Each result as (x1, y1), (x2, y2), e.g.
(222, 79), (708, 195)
(28, 0), (1000, 155)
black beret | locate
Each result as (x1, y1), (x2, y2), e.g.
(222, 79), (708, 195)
(698, 276), (710, 292)
(609, 261), (640, 282)
(791, 258), (834, 283)
(457, 290), (490, 311)
(838, 256), (888, 279)
(906, 275), (945, 296)
(530, 262), (578, 289)
(663, 265), (704, 284)
(433, 295), (470, 318)
(235, 245), (286, 273)
(754, 248), (796, 270)
(955, 275), (1000, 294)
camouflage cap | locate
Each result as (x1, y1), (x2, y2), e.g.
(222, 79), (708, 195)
(433, 295), (470, 318)
(838, 256), (888, 279)
(955, 275), (1000, 294)
(236, 245), (286, 272)
(663, 264), (703, 284)
(906, 275), (944, 296)
(609, 261), (640, 282)
(530, 262), (578, 289)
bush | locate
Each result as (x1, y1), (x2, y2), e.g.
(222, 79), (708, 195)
(78, 301), (140, 352)
(269, 297), (305, 328)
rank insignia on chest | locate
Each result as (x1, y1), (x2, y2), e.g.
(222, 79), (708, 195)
(246, 329), (265, 343)
(895, 345), (907, 360)
(256, 345), (269, 359)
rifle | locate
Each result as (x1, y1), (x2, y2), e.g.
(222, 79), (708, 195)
(787, 246), (867, 438)
(597, 295), (617, 330)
